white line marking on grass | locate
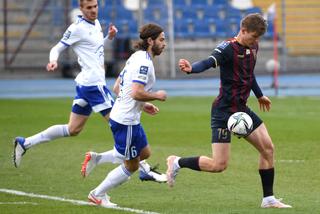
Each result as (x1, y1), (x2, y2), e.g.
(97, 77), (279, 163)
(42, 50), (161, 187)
(276, 159), (305, 163)
(0, 189), (160, 214)
(0, 201), (38, 205)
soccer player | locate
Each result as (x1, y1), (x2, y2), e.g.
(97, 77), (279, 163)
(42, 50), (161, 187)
(167, 13), (292, 208)
(12, 0), (165, 183)
(86, 23), (167, 207)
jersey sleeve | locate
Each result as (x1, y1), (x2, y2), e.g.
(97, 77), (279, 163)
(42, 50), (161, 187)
(60, 24), (81, 46)
(132, 60), (151, 86)
(210, 41), (232, 66)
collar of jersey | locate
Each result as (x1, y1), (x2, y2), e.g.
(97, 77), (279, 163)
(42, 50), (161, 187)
(78, 15), (95, 25)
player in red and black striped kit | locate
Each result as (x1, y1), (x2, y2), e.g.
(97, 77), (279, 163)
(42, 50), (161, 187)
(166, 13), (291, 208)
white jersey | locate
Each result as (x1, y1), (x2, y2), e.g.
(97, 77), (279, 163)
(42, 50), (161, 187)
(60, 16), (106, 86)
(110, 50), (155, 125)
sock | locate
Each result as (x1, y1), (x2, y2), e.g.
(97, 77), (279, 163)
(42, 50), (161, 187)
(96, 150), (123, 165)
(24, 124), (69, 149)
(178, 157), (201, 171)
(259, 168), (274, 197)
(94, 164), (131, 196)
(96, 151), (148, 170)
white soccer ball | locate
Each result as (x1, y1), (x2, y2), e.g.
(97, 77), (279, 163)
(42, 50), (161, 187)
(227, 112), (253, 137)
(265, 59), (280, 73)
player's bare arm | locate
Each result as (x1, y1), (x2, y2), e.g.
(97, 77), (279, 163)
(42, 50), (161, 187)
(131, 82), (167, 102)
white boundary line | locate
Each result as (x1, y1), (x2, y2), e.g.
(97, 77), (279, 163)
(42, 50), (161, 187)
(0, 188), (160, 214)
(276, 159), (305, 163)
(0, 201), (38, 205)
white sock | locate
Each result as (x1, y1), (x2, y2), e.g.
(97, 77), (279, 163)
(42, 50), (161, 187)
(263, 195), (276, 202)
(93, 164), (131, 196)
(24, 124), (69, 149)
(174, 157), (181, 169)
(96, 150), (123, 165)
(96, 152), (149, 173)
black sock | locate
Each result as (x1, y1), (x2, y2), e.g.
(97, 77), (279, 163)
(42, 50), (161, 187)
(178, 157), (201, 171)
(259, 168), (274, 197)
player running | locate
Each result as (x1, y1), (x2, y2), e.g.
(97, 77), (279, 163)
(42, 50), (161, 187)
(86, 23), (167, 207)
(13, 0), (166, 183)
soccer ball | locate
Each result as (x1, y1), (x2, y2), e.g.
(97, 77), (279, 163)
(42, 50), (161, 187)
(265, 59), (280, 73)
(227, 112), (253, 137)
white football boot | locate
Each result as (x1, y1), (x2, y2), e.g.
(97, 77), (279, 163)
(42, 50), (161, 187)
(81, 152), (97, 177)
(13, 137), (27, 168)
(139, 160), (167, 183)
(166, 155), (180, 187)
(261, 196), (292, 208)
(88, 190), (117, 207)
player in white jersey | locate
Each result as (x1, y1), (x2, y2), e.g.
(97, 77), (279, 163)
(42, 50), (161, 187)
(13, 0), (166, 183)
(85, 23), (167, 207)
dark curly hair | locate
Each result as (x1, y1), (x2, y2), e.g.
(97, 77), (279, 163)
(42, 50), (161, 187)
(134, 23), (164, 51)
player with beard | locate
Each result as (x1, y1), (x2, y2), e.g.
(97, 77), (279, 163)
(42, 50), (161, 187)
(13, 0), (166, 184)
(86, 23), (167, 207)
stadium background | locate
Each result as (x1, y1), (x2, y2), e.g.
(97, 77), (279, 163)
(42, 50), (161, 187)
(1, 0), (320, 82)
(1, 1), (320, 213)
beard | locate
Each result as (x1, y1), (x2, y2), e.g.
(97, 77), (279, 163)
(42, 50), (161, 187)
(152, 45), (163, 56)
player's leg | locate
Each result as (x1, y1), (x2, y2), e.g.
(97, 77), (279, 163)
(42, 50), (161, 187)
(82, 120), (167, 182)
(166, 143), (230, 187)
(166, 111), (232, 187)
(13, 111), (89, 167)
(246, 122), (291, 208)
(13, 85), (93, 167)
(88, 121), (139, 207)
(88, 163), (131, 207)
(138, 145), (167, 182)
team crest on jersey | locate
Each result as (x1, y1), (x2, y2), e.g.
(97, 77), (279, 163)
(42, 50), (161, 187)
(139, 66), (148, 75)
(217, 41), (230, 50)
(63, 30), (71, 40)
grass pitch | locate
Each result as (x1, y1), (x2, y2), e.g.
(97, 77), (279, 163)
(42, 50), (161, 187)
(0, 96), (319, 214)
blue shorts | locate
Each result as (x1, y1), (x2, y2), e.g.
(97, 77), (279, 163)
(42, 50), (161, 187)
(211, 107), (263, 143)
(72, 85), (114, 116)
(109, 119), (148, 160)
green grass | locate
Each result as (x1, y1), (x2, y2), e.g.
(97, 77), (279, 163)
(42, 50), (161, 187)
(0, 96), (319, 214)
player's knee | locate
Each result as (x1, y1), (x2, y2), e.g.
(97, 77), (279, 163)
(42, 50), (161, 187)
(140, 152), (151, 160)
(215, 163), (228, 172)
(126, 164), (139, 173)
(68, 126), (82, 136)
(208, 161), (228, 173)
(262, 142), (274, 159)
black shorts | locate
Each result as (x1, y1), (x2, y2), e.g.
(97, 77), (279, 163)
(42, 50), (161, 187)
(210, 107), (263, 143)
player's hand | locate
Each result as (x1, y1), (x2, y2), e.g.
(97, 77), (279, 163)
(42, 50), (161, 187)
(107, 23), (118, 40)
(143, 102), (159, 115)
(258, 96), (271, 112)
(155, 90), (167, 101)
(46, 61), (58, 72)
(179, 59), (192, 73)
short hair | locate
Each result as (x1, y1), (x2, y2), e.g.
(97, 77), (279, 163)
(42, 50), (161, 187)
(134, 23), (164, 50)
(78, 0), (94, 7)
(240, 13), (267, 36)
